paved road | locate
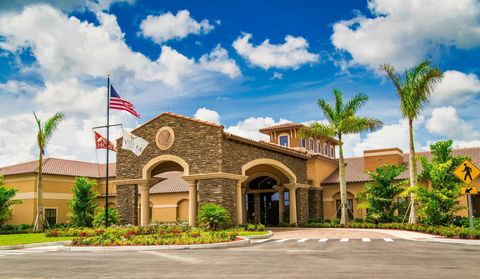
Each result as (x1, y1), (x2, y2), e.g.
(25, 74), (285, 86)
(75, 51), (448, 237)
(1, 239), (479, 278)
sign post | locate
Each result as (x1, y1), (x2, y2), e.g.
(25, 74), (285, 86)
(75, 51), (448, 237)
(454, 159), (480, 230)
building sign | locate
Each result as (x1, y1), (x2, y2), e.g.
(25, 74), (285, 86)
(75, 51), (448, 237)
(454, 159), (480, 185)
(156, 126), (175, 150)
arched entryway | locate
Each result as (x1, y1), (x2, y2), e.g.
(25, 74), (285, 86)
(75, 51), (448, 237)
(242, 158), (300, 225)
(139, 155), (190, 226)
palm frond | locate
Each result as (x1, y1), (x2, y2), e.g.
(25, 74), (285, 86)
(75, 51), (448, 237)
(380, 64), (403, 95)
(333, 89), (344, 116)
(43, 112), (64, 146)
(341, 116), (383, 134)
(317, 98), (336, 124)
(33, 112), (45, 151)
(299, 121), (337, 138)
(343, 93), (369, 115)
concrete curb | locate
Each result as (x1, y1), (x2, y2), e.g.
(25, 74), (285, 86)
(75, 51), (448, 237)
(240, 231), (273, 239)
(64, 237), (250, 251)
(0, 240), (72, 250)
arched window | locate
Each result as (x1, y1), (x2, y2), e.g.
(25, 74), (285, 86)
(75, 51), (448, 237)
(300, 137), (306, 148)
(309, 138), (314, 151)
(330, 146), (335, 158)
(316, 140), (321, 153)
(279, 134), (289, 147)
(323, 143), (328, 155)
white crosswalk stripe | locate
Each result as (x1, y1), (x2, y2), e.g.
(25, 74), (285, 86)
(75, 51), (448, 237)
(276, 238), (292, 243)
(318, 238), (328, 242)
(297, 238), (309, 243)
(340, 238), (349, 242)
(362, 238), (371, 242)
(0, 246), (62, 257)
(384, 238), (394, 242)
(254, 239), (271, 243)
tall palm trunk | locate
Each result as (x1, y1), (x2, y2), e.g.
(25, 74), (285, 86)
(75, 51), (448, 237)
(407, 118), (418, 224)
(34, 150), (44, 231)
(338, 134), (349, 226)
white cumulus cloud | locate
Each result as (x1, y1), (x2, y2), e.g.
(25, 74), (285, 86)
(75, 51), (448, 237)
(140, 10), (214, 44)
(331, 0), (480, 70)
(199, 45), (241, 78)
(426, 106), (479, 140)
(431, 70), (480, 105)
(225, 117), (290, 141)
(193, 108), (221, 124)
(232, 33), (319, 70)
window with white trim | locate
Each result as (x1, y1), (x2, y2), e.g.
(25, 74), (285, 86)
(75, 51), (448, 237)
(279, 135), (289, 147)
(300, 137), (306, 148)
(330, 146), (335, 158)
(309, 138), (314, 151)
(316, 140), (321, 153)
(323, 143), (328, 155)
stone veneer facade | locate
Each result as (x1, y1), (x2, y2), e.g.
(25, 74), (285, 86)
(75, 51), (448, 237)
(115, 113), (314, 226)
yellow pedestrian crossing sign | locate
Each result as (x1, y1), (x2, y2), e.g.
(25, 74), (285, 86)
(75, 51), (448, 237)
(454, 160), (480, 185)
(460, 186), (478, 195)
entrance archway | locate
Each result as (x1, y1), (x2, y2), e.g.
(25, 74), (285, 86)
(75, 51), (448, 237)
(242, 158), (297, 225)
(139, 155), (190, 226)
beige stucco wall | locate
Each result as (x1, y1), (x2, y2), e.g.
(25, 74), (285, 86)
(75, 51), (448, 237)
(307, 158), (338, 188)
(150, 192), (189, 222)
(322, 182), (366, 220)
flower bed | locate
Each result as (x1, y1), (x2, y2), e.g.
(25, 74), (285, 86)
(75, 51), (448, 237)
(304, 222), (480, 239)
(45, 224), (239, 246)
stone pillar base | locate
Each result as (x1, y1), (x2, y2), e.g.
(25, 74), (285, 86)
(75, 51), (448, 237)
(308, 188), (323, 221)
(117, 184), (138, 225)
(297, 188), (309, 225)
(197, 178), (236, 225)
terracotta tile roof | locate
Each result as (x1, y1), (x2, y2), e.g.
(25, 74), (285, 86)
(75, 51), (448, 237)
(223, 132), (310, 159)
(0, 158), (115, 178)
(131, 111), (224, 134)
(150, 172), (188, 194)
(259, 122), (305, 133)
(321, 147), (480, 184)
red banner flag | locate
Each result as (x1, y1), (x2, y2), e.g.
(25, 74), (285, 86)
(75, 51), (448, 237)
(94, 131), (116, 152)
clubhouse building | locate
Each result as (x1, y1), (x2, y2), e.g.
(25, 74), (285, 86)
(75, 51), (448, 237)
(1, 112), (479, 226)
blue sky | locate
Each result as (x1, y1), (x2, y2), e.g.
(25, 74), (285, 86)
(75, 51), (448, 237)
(0, 0), (480, 165)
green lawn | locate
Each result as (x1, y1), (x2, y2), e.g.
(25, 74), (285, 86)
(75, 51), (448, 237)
(0, 233), (72, 246)
(236, 231), (270, 236)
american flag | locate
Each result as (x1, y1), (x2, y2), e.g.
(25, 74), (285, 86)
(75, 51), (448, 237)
(109, 85), (140, 118)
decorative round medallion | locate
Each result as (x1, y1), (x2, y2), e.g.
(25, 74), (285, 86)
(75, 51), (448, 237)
(155, 126), (175, 150)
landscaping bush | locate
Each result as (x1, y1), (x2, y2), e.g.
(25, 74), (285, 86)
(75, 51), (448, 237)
(0, 224), (32, 235)
(46, 223), (237, 246)
(0, 174), (22, 225)
(196, 203), (231, 230)
(93, 208), (118, 228)
(68, 177), (98, 227)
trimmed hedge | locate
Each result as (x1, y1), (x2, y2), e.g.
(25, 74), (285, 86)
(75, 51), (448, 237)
(0, 224), (32, 235)
(305, 222), (480, 239)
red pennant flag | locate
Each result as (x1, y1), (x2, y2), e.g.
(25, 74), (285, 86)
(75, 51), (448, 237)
(94, 131), (116, 152)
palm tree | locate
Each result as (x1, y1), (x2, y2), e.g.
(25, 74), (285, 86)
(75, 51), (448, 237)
(380, 60), (443, 224)
(301, 89), (382, 226)
(33, 112), (64, 232)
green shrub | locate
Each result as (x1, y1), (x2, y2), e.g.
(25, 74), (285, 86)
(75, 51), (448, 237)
(68, 177), (98, 227)
(0, 224), (32, 234)
(0, 175), (22, 225)
(196, 203), (231, 231)
(256, 224), (266, 231)
(93, 208), (118, 228)
(246, 223), (256, 231)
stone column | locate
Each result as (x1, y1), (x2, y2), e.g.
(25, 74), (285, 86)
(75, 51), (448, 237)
(278, 188), (285, 224)
(187, 180), (198, 227)
(254, 193), (261, 224)
(241, 188), (247, 224)
(140, 184), (150, 226)
(235, 181), (243, 226)
(297, 188), (309, 225)
(286, 184), (297, 225)
(117, 184), (138, 225)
